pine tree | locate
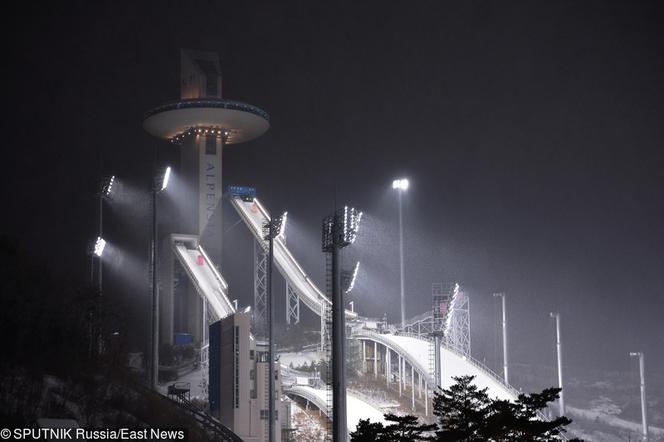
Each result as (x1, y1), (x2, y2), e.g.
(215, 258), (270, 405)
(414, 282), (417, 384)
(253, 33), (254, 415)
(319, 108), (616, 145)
(382, 413), (436, 441)
(433, 375), (583, 442)
(351, 418), (385, 442)
(433, 375), (493, 441)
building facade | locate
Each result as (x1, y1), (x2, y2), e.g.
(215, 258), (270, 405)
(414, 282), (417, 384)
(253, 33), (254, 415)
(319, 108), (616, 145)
(209, 311), (284, 442)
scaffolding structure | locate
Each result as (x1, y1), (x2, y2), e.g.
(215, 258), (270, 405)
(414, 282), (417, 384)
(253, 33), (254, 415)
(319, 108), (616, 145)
(445, 285), (471, 357)
(253, 240), (268, 337)
(286, 282), (300, 325)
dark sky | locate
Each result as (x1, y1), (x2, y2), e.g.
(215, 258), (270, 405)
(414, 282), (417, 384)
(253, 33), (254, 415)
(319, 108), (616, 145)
(2, 1), (663, 378)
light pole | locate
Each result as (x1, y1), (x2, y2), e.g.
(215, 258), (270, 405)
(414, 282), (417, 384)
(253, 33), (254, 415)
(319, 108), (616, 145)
(263, 213), (285, 442)
(392, 178), (409, 327)
(151, 166), (170, 390)
(630, 352), (648, 441)
(550, 312), (564, 416)
(493, 293), (509, 385)
(92, 175), (114, 356)
(323, 206), (362, 442)
(89, 236), (106, 358)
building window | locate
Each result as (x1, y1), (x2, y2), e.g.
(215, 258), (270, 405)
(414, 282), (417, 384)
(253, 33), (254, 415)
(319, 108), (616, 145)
(260, 410), (268, 420)
(250, 349), (255, 360)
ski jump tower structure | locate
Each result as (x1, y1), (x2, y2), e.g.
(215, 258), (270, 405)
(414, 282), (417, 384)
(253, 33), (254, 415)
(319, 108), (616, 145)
(143, 49), (269, 346)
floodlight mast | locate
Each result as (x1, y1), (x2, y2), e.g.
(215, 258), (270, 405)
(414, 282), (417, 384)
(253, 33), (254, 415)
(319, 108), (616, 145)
(392, 177), (408, 327)
(630, 352), (648, 441)
(150, 166), (171, 390)
(263, 214), (284, 442)
(322, 206), (361, 442)
(550, 312), (564, 416)
(93, 174), (114, 357)
(493, 293), (509, 384)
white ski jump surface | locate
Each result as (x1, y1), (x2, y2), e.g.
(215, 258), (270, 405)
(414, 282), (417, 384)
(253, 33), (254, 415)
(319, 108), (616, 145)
(172, 238), (236, 320)
(231, 197), (358, 320)
(374, 333), (517, 401)
(286, 385), (386, 433)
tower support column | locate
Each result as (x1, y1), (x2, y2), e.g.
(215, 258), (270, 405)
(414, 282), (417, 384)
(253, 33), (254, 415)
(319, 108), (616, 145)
(374, 342), (378, 378)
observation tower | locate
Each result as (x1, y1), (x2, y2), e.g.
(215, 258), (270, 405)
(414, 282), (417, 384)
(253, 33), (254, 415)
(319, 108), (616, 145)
(144, 49), (269, 261)
(143, 49), (269, 345)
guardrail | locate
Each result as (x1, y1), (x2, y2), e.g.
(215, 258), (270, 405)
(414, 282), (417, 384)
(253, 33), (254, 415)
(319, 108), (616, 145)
(144, 98), (270, 122)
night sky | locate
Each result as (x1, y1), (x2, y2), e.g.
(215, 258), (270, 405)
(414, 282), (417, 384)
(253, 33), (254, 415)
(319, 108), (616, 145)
(3, 1), (663, 378)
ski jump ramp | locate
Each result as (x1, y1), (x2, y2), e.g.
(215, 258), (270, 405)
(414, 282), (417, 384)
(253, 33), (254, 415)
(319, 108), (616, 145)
(230, 197), (358, 320)
(170, 234), (236, 320)
(354, 331), (518, 402)
(285, 385), (386, 433)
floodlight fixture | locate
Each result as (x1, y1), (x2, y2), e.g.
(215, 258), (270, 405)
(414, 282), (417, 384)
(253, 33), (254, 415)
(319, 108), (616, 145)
(444, 283), (460, 334)
(392, 178), (409, 190)
(345, 261), (360, 294)
(279, 211), (288, 239)
(100, 175), (115, 198)
(263, 213), (285, 241)
(93, 236), (106, 257)
(161, 166), (171, 191)
(322, 206), (362, 251)
(630, 352), (641, 357)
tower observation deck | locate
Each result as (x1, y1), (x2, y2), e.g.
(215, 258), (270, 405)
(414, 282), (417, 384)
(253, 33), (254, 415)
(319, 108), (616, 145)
(143, 49), (269, 262)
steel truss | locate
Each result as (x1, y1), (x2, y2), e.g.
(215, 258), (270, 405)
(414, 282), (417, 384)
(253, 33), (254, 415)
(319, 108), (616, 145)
(253, 240), (268, 337)
(286, 282), (300, 325)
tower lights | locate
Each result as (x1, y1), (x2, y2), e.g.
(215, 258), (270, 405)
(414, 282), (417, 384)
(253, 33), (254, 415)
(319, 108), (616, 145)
(93, 237), (107, 257)
(279, 211), (288, 239)
(345, 261), (361, 294)
(101, 175), (115, 198)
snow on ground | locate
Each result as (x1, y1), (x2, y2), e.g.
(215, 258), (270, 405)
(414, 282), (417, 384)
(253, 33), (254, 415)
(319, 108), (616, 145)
(280, 350), (323, 369)
(347, 392), (388, 430)
(291, 401), (327, 441)
(291, 385), (386, 432)
(383, 335), (516, 401)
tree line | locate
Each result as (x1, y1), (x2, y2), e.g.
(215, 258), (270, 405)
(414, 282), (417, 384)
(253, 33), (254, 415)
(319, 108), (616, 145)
(350, 375), (583, 442)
